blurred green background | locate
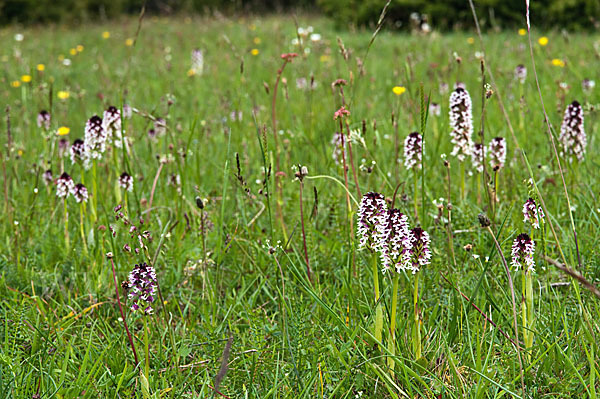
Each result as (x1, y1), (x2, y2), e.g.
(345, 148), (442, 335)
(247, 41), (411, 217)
(1, 0), (599, 30)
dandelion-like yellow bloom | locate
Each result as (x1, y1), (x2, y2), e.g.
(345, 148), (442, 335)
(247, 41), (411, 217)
(76, 45), (84, 52)
(17, 149), (23, 157)
(320, 55), (330, 63)
(393, 86), (406, 96)
(58, 54), (65, 61)
(125, 38), (134, 46)
(551, 58), (565, 67)
(21, 75), (32, 83)
(102, 31), (110, 39)
(253, 37), (261, 44)
(187, 69), (196, 77)
(250, 48), (259, 56)
(57, 126), (70, 136)
(518, 28), (527, 36)
(467, 37), (475, 44)
(69, 48), (77, 56)
(36, 64), (45, 71)
(538, 36), (548, 46)
(57, 90), (70, 100)
(10, 80), (21, 88)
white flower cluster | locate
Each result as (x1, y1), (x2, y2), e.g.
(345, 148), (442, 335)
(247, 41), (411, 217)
(487, 137), (506, 170)
(449, 87), (474, 162)
(471, 143), (485, 173)
(559, 100), (586, 162)
(84, 115), (108, 159)
(403, 132), (423, 170)
(522, 198), (544, 229)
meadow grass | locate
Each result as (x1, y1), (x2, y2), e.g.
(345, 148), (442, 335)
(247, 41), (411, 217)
(0, 13), (599, 398)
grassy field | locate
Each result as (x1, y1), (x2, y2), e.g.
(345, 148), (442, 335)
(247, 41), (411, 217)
(0, 12), (599, 398)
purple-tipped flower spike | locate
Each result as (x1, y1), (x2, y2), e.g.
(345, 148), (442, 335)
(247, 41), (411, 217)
(357, 192), (388, 251)
(154, 118), (167, 136)
(407, 227), (431, 273)
(37, 110), (51, 130)
(331, 132), (346, 165)
(70, 139), (90, 169)
(582, 79), (595, 92)
(449, 87), (474, 162)
(559, 100), (586, 162)
(58, 139), (69, 158)
(487, 137), (506, 171)
(102, 106), (121, 138)
(84, 115), (107, 159)
(376, 208), (412, 273)
(471, 143), (485, 173)
(118, 172), (134, 192)
(191, 49), (204, 75)
(514, 64), (527, 84)
(43, 169), (53, 186)
(72, 183), (89, 203)
(429, 102), (441, 117)
(511, 233), (536, 273)
(403, 132), (423, 170)
(56, 172), (75, 198)
(123, 103), (133, 119)
(125, 262), (157, 315)
(522, 198), (545, 229)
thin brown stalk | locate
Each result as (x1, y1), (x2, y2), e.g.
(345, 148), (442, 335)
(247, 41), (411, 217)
(109, 257), (139, 366)
(542, 256), (600, 300)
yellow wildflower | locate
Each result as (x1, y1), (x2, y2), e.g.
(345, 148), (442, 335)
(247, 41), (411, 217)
(518, 28), (527, 36)
(551, 58), (565, 67)
(538, 36), (548, 46)
(319, 55), (331, 63)
(467, 37), (475, 44)
(187, 69), (196, 77)
(102, 31), (110, 39)
(10, 80), (21, 88)
(253, 37), (261, 44)
(17, 149), (23, 157)
(21, 75), (32, 83)
(250, 48), (259, 56)
(57, 90), (70, 100)
(76, 45), (84, 52)
(58, 54), (65, 61)
(392, 86), (406, 96)
(69, 48), (77, 56)
(36, 64), (45, 71)
(125, 38), (134, 46)
(57, 126), (70, 136)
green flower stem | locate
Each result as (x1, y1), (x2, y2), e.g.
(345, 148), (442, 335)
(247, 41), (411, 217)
(143, 315), (150, 379)
(63, 198), (70, 252)
(413, 272), (422, 360)
(79, 203), (88, 255)
(372, 253), (383, 345)
(388, 273), (399, 372)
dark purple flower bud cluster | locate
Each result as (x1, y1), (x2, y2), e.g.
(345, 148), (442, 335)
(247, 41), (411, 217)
(511, 233), (535, 273)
